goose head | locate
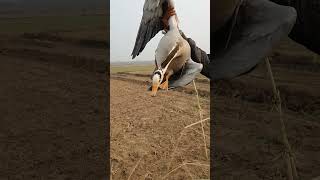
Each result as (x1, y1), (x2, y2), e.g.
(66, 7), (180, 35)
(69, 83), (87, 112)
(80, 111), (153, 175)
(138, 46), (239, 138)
(151, 69), (165, 97)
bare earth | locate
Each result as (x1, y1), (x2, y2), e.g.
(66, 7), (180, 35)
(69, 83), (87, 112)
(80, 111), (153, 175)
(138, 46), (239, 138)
(0, 21), (108, 179)
(110, 76), (210, 179)
(111, 38), (320, 180)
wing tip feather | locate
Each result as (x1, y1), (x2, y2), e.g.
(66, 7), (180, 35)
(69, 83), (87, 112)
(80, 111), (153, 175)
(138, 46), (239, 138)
(131, 0), (164, 60)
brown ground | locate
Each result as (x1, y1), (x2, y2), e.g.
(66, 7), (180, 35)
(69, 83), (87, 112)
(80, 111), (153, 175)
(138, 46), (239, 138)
(0, 22), (108, 179)
(111, 38), (320, 179)
(110, 76), (210, 179)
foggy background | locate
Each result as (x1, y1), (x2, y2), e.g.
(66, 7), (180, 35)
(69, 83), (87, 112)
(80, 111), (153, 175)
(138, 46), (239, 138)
(110, 0), (210, 62)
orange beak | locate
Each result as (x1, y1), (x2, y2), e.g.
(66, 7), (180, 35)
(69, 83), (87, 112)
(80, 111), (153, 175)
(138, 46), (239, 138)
(151, 83), (160, 97)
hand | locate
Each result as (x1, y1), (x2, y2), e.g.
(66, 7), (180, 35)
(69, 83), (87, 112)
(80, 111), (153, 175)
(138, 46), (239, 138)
(162, 5), (176, 32)
(179, 30), (211, 78)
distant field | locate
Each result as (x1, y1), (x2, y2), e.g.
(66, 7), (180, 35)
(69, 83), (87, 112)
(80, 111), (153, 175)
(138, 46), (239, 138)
(110, 64), (209, 79)
(110, 65), (154, 74)
(0, 15), (107, 34)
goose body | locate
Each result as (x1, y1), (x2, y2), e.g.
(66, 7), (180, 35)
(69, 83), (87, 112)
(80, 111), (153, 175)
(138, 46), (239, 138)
(155, 16), (191, 82)
(131, 0), (203, 96)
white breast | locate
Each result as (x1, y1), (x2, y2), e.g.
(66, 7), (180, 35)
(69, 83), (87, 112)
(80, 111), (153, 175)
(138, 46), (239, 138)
(155, 13), (181, 66)
(155, 30), (180, 66)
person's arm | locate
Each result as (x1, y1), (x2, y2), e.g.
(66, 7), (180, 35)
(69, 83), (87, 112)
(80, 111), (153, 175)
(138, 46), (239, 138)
(179, 30), (211, 78)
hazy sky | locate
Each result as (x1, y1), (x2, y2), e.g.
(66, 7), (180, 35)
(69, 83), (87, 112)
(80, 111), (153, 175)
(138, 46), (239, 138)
(110, 0), (210, 62)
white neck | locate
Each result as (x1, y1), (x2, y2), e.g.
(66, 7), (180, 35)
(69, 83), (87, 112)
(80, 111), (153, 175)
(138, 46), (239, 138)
(167, 0), (178, 31)
(168, 0), (175, 8)
(168, 16), (178, 31)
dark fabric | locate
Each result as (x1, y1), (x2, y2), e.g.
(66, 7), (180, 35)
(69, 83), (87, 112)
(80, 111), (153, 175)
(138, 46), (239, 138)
(168, 58), (203, 88)
(270, 0), (320, 53)
(211, 0), (240, 32)
(183, 0), (297, 80)
(179, 31), (211, 78)
(187, 38), (211, 78)
(210, 0), (297, 80)
(288, 0), (320, 54)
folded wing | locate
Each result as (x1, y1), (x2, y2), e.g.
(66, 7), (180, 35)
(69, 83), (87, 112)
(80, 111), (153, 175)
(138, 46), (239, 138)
(131, 0), (168, 59)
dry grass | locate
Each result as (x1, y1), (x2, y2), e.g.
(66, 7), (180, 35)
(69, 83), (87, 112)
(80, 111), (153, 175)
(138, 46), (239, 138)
(162, 161), (210, 179)
(265, 58), (298, 180)
(162, 80), (210, 179)
(110, 66), (210, 179)
(192, 80), (209, 160)
(127, 156), (144, 180)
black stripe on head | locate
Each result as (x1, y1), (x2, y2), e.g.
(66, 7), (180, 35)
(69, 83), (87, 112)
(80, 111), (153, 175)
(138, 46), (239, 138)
(154, 70), (162, 80)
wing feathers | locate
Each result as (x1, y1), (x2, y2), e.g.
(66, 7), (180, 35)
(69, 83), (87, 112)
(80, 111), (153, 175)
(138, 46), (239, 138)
(132, 0), (168, 59)
(144, 0), (161, 11)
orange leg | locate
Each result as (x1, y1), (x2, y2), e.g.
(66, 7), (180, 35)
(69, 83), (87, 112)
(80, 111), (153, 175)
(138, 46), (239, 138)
(162, 6), (176, 32)
(159, 80), (167, 90)
(159, 71), (173, 91)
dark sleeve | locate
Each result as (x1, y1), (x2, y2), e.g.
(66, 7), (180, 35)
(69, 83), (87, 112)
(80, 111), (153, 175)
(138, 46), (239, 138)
(179, 30), (211, 78)
(179, 0), (297, 81)
(270, 0), (320, 54)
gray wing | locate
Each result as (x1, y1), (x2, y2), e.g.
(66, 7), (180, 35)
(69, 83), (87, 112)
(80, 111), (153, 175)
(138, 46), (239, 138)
(168, 59), (203, 88)
(131, 0), (168, 59)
